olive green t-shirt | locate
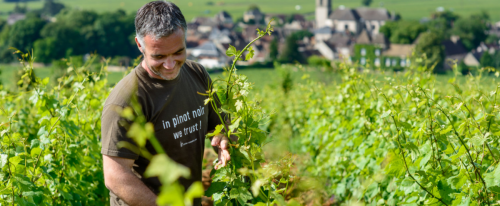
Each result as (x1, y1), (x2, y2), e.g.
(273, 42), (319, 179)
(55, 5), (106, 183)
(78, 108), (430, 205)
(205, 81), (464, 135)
(101, 60), (222, 206)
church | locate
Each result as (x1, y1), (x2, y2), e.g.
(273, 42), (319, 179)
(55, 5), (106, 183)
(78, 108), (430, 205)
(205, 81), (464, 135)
(315, 0), (397, 35)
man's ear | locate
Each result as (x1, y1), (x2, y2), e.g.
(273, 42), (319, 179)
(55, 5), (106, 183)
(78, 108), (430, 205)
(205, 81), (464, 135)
(135, 37), (144, 54)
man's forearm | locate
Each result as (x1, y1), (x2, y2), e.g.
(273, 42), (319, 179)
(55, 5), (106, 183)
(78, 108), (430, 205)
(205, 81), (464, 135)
(106, 169), (157, 206)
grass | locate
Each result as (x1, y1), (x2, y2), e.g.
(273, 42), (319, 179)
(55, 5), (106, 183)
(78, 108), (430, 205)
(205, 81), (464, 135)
(1, 0), (499, 22)
(1, 63), (498, 94)
(0, 64), (128, 89)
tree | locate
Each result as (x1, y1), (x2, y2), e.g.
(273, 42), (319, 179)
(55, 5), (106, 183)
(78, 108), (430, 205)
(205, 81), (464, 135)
(453, 13), (488, 51)
(38, 22), (83, 59)
(480, 52), (493, 68)
(415, 31), (446, 73)
(247, 4), (260, 11)
(93, 10), (137, 57)
(361, 0), (372, 6)
(431, 10), (459, 29)
(0, 19), (6, 33)
(293, 30), (313, 40)
(33, 37), (56, 63)
(458, 60), (470, 75)
(493, 51), (500, 69)
(6, 13), (46, 53)
(269, 39), (278, 62)
(425, 10), (459, 39)
(41, 0), (65, 16)
(278, 33), (303, 63)
(380, 20), (426, 44)
(485, 35), (499, 45)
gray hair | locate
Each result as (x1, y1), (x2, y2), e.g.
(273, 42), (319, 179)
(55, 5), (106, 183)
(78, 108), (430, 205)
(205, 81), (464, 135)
(135, 1), (187, 47)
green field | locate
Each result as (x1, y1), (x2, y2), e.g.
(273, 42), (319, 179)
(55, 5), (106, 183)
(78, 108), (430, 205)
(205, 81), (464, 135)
(1, 0), (499, 22)
(0, 65), (326, 89)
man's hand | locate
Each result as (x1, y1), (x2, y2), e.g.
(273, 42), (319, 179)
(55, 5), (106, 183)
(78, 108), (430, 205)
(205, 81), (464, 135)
(211, 133), (231, 169)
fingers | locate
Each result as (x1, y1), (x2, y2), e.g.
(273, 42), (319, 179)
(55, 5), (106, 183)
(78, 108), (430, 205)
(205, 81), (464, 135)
(211, 134), (221, 147)
(215, 144), (231, 170)
(212, 135), (231, 170)
(220, 136), (229, 150)
(216, 149), (229, 169)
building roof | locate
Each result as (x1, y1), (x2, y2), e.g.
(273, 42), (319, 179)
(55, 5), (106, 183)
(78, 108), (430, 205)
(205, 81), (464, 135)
(291, 14), (306, 22)
(192, 41), (220, 57)
(355, 8), (391, 21)
(442, 39), (468, 56)
(356, 30), (372, 44)
(330, 8), (360, 21)
(326, 33), (352, 47)
(322, 40), (337, 52)
(209, 28), (231, 41)
(315, 26), (334, 34)
(383, 44), (415, 57)
(463, 51), (482, 66)
(372, 33), (388, 45)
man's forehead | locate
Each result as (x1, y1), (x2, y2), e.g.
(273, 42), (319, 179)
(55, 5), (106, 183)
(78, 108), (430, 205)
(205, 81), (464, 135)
(143, 30), (186, 53)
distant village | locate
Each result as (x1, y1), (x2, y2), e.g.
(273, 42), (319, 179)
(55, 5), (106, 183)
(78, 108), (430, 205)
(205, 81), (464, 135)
(182, 0), (500, 70)
(4, 0), (500, 71)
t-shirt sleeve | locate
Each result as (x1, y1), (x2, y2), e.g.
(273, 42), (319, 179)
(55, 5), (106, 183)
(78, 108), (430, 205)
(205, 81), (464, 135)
(101, 104), (140, 160)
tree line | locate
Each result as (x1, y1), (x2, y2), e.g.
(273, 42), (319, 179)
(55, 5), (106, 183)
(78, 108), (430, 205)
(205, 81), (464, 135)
(0, 8), (139, 64)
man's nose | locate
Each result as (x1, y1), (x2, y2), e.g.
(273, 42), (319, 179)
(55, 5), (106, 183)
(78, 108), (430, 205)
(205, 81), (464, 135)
(163, 57), (175, 69)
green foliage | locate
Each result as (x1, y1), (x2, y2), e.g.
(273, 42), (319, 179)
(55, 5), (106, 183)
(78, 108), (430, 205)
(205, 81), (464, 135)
(0, 51), (109, 205)
(485, 35), (499, 45)
(379, 20), (427, 44)
(268, 39), (278, 62)
(277, 66), (293, 94)
(5, 14), (46, 53)
(431, 10), (460, 29)
(361, 0), (372, 6)
(353, 44), (377, 65)
(307, 55), (332, 70)
(458, 60), (470, 75)
(259, 59), (500, 205)
(278, 32), (304, 64)
(0, 9), (138, 63)
(480, 52), (494, 68)
(33, 37), (56, 64)
(415, 32), (446, 72)
(247, 4), (260, 12)
(206, 20), (290, 205)
(40, 0), (65, 16)
(453, 12), (489, 51)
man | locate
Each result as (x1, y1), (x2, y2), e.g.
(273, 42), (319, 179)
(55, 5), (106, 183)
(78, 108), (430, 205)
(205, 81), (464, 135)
(100, 1), (230, 205)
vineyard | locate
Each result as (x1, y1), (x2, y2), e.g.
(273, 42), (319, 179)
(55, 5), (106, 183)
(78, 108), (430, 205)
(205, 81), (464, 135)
(2, 27), (500, 205)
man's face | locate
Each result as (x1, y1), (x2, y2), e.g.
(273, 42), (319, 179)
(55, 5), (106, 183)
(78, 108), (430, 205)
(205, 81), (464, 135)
(136, 29), (187, 80)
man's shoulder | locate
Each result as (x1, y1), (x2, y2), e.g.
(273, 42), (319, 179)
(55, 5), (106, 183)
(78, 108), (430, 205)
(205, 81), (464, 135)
(183, 60), (208, 77)
(104, 68), (139, 108)
(183, 60), (212, 86)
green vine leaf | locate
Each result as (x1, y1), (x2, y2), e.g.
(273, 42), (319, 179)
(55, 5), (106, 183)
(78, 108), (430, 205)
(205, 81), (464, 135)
(226, 45), (237, 57)
(245, 46), (254, 61)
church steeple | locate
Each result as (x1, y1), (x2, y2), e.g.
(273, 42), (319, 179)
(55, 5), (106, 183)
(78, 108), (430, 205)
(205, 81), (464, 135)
(316, 0), (332, 28)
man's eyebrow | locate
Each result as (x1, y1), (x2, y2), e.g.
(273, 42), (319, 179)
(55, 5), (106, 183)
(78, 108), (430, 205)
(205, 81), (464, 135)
(151, 48), (185, 57)
(174, 47), (185, 53)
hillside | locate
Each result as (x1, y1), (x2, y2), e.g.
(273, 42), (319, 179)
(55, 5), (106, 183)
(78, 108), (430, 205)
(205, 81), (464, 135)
(1, 0), (499, 22)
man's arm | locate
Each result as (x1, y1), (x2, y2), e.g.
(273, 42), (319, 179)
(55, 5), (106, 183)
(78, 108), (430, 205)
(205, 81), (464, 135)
(103, 155), (157, 206)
